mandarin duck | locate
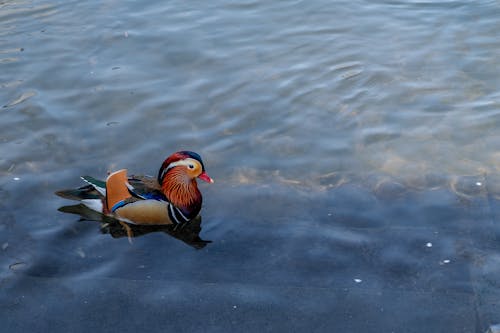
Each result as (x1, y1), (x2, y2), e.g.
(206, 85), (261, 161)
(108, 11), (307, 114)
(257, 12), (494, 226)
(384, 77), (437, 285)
(56, 151), (213, 226)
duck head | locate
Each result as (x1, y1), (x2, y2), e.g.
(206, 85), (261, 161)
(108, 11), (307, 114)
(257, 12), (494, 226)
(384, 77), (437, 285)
(157, 151), (213, 218)
(158, 151), (213, 185)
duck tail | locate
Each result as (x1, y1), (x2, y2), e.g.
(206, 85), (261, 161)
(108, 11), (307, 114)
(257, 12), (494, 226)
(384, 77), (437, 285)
(81, 176), (106, 196)
(55, 185), (103, 201)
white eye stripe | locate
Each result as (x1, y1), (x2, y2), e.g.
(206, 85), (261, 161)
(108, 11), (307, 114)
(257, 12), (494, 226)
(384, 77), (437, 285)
(166, 159), (198, 171)
(160, 158), (200, 181)
(160, 158), (201, 182)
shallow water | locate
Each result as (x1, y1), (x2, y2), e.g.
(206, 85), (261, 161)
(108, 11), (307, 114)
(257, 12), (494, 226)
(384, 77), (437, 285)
(1, 0), (499, 332)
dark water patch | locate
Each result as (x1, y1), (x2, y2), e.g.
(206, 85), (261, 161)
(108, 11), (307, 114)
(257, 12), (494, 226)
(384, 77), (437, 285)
(1, 174), (499, 331)
(0, 275), (479, 333)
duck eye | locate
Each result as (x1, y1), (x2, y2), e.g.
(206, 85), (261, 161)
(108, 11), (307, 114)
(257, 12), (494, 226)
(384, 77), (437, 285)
(188, 164), (195, 169)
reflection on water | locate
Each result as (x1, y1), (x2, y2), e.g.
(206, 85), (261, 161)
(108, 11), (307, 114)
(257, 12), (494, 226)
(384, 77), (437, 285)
(1, 0), (500, 331)
(58, 203), (211, 249)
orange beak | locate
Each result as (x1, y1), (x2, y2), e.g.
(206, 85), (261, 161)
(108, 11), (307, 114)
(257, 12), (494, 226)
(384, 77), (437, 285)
(198, 171), (214, 183)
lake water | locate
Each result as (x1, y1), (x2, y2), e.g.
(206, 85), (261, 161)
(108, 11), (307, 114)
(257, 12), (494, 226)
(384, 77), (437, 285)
(1, 0), (499, 331)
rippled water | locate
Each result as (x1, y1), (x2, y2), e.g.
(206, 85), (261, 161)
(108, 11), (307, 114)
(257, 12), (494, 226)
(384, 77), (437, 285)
(1, 0), (499, 332)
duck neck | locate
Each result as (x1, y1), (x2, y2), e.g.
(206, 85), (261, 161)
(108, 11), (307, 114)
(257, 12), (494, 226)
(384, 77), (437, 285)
(161, 169), (202, 218)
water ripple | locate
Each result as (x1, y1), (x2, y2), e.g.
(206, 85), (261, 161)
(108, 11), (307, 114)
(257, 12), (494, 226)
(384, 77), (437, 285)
(3, 91), (36, 108)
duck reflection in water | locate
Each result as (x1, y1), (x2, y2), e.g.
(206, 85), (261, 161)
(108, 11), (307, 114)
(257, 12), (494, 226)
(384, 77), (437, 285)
(57, 203), (211, 249)
(55, 151), (214, 249)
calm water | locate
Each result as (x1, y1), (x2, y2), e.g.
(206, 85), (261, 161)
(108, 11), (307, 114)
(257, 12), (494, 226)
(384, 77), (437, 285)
(1, 0), (499, 331)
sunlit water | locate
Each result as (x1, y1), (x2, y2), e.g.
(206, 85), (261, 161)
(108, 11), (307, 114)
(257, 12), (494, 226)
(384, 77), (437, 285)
(1, 0), (499, 332)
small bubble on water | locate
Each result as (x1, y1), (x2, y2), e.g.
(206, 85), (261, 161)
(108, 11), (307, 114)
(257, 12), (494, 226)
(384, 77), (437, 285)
(76, 248), (86, 258)
(13, 177), (20, 181)
(440, 259), (451, 265)
(476, 182), (482, 186)
(354, 278), (362, 283)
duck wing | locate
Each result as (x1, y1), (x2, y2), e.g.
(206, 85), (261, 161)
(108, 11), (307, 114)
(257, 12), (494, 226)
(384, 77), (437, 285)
(127, 175), (167, 201)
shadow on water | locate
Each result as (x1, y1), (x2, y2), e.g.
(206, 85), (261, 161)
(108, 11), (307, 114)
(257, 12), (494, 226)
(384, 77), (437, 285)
(57, 203), (211, 249)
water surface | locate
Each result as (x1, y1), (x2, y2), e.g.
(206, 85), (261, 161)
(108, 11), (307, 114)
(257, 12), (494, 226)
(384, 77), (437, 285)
(1, 0), (499, 332)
